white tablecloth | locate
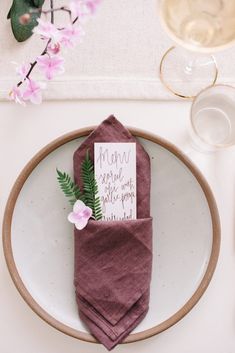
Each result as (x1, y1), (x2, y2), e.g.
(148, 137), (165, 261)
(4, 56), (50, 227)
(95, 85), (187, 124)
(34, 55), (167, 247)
(1, 0), (235, 352)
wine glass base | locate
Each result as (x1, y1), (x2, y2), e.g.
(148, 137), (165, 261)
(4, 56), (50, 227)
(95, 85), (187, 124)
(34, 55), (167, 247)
(159, 46), (218, 99)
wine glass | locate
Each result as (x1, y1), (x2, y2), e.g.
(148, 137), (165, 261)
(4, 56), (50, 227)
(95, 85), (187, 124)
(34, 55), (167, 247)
(158, 0), (235, 98)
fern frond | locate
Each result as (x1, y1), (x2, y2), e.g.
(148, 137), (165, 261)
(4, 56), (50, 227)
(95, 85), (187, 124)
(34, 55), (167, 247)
(81, 150), (103, 220)
(56, 149), (103, 221)
(56, 169), (84, 206)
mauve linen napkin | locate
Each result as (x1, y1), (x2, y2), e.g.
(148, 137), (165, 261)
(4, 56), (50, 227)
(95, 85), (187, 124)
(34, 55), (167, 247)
(73, 116), (152, 350)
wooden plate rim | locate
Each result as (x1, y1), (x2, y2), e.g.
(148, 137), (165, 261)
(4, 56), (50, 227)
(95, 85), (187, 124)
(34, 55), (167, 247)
(2, 126), (220, 344)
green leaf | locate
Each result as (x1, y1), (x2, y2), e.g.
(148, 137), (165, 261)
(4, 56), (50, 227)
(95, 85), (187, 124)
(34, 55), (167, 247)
(7, 6), (12, 19)
(7, 0), (45, 42)
(56, 169), (85, 206)
(56, 150), (103, 221)
(32, 0), (45, 7)
(81, 150), (103, 220)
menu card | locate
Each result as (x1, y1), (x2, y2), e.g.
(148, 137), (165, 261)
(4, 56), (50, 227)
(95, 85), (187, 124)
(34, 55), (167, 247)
(94, 142), (136, 221)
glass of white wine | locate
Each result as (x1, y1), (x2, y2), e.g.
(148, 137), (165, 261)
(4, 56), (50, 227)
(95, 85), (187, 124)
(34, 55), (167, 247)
(159, 0), (235, 98)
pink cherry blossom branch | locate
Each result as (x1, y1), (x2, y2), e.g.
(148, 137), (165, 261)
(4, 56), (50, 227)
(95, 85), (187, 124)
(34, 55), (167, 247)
(16, 0), (55, 88)
(17, 40), (50, 88)
(16, 11), (79, 87)
(10, 0), (101, 105)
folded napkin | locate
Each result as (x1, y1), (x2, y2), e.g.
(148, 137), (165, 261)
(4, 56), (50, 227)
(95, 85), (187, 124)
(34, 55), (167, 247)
(73, 116), (152, 350)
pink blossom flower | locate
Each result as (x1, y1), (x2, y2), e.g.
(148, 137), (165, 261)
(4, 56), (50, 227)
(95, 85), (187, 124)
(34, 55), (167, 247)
(68, 200), (92, 230)
(22, 79), (43, 105)
(16, 63), (31, 81)
(84, 0), (101, 14)
(33, 18), (61, 42)
(60, 24), (85, 48)
(9, 86), (25, 106)
(47, 42), (61, 55)
(69, 0), (101, 21)
(37, 55), (65, 80)
(69, 0), (85, 19)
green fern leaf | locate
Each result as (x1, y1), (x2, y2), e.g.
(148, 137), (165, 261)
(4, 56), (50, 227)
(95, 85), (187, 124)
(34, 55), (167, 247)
(81, 150), (103, 220)
(56, 150), (103, 221)
(56, 168), (84, 206)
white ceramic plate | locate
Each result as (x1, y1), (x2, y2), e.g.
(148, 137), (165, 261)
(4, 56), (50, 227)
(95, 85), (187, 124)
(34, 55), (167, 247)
(3, 128), (220, 344)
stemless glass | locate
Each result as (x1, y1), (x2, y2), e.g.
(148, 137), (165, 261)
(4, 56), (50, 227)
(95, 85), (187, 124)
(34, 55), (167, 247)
(189, 85), (235, 151)
(158, 0), (235, 98)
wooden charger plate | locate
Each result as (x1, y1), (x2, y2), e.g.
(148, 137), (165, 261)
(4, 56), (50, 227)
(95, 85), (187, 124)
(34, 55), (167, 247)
(2, 127), (220, 344)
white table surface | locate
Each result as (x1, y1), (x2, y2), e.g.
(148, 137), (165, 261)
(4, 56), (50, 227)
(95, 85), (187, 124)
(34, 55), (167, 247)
(1, 100), (235, 353)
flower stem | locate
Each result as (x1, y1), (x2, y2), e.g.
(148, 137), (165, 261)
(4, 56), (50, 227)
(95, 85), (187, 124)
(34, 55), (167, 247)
(30, 6), (71, 16)
(50, 0), (54, 24)
(17, 39), (51, 87)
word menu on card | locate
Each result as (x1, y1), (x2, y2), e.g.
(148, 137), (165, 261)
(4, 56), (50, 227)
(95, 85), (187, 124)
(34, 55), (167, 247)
(94, 143), (136, 221)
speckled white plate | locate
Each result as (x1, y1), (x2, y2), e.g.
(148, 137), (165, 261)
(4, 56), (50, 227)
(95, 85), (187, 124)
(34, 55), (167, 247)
(2, 127), (220, 344)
